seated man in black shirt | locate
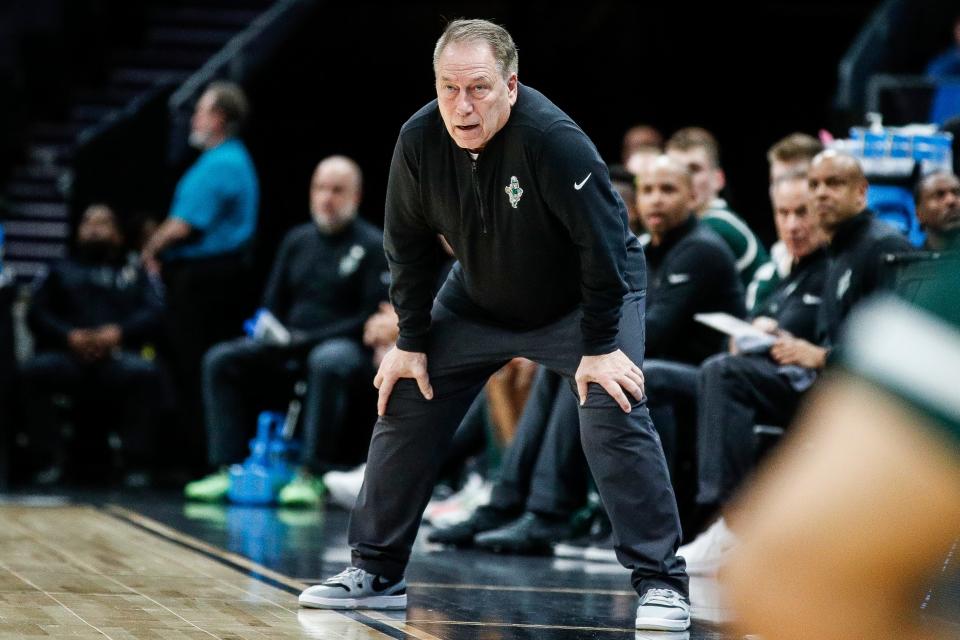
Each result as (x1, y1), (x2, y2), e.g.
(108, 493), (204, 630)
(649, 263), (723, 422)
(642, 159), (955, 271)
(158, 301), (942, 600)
(635, 156), (744, 469)
(20, 204), (168, 484)
(679, 151), (914, 573)
(185, 156), (388, 504)
(915, 170), (960, 251)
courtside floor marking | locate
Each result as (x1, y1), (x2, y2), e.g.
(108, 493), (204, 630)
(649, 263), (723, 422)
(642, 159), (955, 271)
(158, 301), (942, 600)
(105, 505), (445, 640)
(105, 506), (637, 638)
(0, 505), (392, 639)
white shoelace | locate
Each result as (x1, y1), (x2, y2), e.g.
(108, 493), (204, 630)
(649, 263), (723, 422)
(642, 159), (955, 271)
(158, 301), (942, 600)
(324, 566), (366, 589)
(643, 588), (684, 605)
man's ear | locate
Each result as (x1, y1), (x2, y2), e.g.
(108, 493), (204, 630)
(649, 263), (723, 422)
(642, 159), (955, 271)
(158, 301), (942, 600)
(714, 168), (727, 193)
(506, 73), (519, 105)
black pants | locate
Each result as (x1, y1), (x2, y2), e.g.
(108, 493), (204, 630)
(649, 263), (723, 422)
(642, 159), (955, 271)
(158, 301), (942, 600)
(437, 392), (490, 481)
(19, 351), (171, 464)
(696, 353), (804, 505)
(489, 367), (588, 519)
(643, 359), (700, 477)
(163, 253), (253, 468)
(203, 337), (375, 470)
(348, 293), (688, 597)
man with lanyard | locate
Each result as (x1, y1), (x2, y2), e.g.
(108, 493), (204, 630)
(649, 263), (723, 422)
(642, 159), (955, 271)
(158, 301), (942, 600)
(299, 19), (690, 632)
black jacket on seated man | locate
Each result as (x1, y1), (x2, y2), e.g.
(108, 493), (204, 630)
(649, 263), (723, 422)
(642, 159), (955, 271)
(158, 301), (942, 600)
(29, 257), (163, 351)
(818, 209), (915, 347)
(202, 217), (389, 472)
(21, 243), (168, 478)
(695, 212), (912, 509)
(753, 247), (828, 342)
(261, 220), (388, 351)
(641, 214), (745, 364)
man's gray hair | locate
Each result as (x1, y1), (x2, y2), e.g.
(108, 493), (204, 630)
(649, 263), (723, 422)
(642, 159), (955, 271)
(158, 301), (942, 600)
(206, 81), (249, 135)
(433, 18), (518, 79)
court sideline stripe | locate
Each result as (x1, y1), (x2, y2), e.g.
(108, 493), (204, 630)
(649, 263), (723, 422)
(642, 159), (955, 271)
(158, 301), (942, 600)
(310, 579), (637, 597)
(102, 505), (418, 640)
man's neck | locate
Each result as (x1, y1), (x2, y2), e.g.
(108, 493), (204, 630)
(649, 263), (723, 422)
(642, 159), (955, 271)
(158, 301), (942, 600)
(825, 209), (865, 243)
(925, 230), (951, 251)
(204, 133), (229, 150)
(695, 197), (719, 217)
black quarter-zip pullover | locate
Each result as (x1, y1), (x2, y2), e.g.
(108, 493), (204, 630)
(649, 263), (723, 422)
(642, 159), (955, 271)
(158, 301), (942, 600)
(384, 84), (644, 355)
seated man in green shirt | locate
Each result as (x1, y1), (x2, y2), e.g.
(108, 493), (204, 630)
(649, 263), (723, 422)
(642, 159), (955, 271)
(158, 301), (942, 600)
(747, 132), (825, 311)
(666, 127), (769, 286)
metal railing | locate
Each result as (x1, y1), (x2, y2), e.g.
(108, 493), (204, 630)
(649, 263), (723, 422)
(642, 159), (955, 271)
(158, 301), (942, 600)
(166, 0), (319, 164)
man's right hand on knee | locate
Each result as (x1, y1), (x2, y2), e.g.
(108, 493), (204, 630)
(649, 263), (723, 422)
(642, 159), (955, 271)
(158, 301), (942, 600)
(374, 347), (433, 415)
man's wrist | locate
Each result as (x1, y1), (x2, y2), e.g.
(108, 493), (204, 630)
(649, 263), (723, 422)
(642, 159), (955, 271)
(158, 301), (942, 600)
(582, 337), (618, 357)
(396, 334), (428, 353)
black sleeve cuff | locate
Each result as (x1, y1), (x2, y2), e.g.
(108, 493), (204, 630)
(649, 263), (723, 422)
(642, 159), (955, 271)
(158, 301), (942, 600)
(396, 334), (428, 354)
(582, 336), (619, 357)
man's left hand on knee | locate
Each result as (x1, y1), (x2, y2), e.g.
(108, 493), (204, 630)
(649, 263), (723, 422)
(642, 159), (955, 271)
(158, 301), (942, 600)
(575, 349), (645, 412)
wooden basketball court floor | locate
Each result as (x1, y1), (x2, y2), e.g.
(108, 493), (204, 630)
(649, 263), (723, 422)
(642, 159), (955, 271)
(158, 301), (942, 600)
(0, 493), (956, 639)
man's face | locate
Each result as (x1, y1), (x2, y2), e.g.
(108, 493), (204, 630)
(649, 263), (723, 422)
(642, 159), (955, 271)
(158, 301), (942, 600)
(666, 146), (724, 213)
(190, 90), (224, 149)
(773, 179), (824, 260)
(77, 206), (123, 248)
(807, 155), (867, 232)
(435, 40), (518, 152)
(917, 173), (960, 236)
(637, 165), (696, 239)
(310, 161), (361, 233)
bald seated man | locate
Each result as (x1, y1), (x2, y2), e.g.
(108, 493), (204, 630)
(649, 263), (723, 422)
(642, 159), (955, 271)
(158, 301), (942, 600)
(797, 150), (915, 354)
(915, 171), (960, 251)
(673, 153), (913, 575)
(185, 156), (389, 505)
(637, 156), (744, 364)
(636, 156), (743, 469)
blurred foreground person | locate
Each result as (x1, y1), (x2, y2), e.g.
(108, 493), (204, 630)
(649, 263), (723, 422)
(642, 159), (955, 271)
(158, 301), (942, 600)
(724, 261), (960, 640)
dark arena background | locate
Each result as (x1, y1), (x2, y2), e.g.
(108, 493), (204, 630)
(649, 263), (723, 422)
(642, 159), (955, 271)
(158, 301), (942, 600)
(0, 1), (959, 638)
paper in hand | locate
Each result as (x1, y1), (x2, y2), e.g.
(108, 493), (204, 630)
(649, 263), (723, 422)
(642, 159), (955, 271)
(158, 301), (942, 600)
(694, 312), (775, 352)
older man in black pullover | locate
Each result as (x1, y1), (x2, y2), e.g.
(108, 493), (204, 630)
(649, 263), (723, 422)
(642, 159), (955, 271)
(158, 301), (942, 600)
(300, 19), (690, 633)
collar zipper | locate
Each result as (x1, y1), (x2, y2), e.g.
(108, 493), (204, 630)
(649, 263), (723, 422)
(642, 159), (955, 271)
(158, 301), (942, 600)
(470, 157), (488, 234)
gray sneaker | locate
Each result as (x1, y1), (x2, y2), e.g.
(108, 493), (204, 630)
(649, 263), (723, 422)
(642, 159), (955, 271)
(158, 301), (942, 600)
(635, 588), (690, 631)
(299, 567), (407, 610)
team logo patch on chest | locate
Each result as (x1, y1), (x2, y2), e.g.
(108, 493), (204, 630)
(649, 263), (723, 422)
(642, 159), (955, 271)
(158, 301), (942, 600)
(504, 176), (523, 209)
(339, 244), (366, 277)
(836, 268), (852, 300)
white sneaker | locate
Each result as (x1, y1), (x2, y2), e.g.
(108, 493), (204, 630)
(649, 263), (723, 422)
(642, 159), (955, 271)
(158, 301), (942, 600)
(635, 588), (690, 631)
(299, 566), (406, 610)
(323, 464), (366, 510)
(677, 517), (738, 575)
(423, 472), (491, 528)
